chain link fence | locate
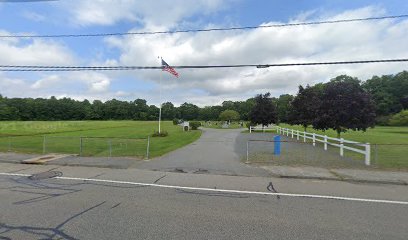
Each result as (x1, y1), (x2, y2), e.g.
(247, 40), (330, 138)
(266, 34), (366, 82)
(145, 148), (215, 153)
(237, 133), (408, 169)
(0, 136), (149, 159)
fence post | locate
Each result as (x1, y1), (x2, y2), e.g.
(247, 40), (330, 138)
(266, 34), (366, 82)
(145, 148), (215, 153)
(296, 130), (299, 141)
(365, 143), (371, 166)
(42, 136), (46, 154)
(108, 139), (112, 158)
(374, 144), (378, 165)
(79, 137), (83, 156)
(324, 135), (327, 150)
(340, 138), (344, 157)
(246, 141), (249, 163)
(146, 136), (150, 160)
(250, 126), (252, 133)
(303, 131), (306, 142)
(291, 129), (294, 138)
(312, 133), (316, 146)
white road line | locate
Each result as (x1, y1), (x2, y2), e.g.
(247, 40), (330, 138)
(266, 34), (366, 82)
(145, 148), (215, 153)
(1, 172), (408, 205)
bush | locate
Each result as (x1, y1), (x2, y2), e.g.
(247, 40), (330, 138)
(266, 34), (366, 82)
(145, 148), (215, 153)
(375, 115), (391, 126)
(172, 118), (179, 125)
(152, 130), (169, 137)
(389, 110), (408, 126)
(190, 121), (201, 130)
(245, 121), (255, 130)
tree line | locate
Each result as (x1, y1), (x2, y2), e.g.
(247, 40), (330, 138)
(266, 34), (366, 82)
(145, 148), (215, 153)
(0, 71), (407, 125)
(0, 95), (254, 121)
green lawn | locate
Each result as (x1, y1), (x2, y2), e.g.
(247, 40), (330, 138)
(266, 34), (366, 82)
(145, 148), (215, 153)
(276, 124), (408, 169)
(0, 121), (201, 158)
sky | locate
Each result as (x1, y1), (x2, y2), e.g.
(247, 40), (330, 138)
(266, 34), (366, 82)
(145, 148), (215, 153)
(0, 0), (408, 106)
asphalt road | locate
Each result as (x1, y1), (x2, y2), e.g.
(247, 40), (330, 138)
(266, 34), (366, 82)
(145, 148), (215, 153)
(0, 163), (408, 240)
(135, 128), (271, 176)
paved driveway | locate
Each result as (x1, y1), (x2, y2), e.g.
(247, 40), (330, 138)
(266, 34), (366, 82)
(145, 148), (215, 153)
(135, 128), (270, 176)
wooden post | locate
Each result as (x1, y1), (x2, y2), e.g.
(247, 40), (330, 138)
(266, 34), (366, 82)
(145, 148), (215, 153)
(42, 136), (46, 154)
(324, 135), (327, 150)
(79, 137), (83, 156)
(246, 141), (249, 163)
(146, 136), (150, 160)
(312, 133), (316, 146)
(340, 138), (344, 157)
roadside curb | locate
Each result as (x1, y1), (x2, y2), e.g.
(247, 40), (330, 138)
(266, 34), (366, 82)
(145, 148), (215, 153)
(270, 173), (408, 186)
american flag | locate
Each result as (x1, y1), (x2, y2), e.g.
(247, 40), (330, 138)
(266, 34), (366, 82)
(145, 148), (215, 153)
(161, 59), (179, 78)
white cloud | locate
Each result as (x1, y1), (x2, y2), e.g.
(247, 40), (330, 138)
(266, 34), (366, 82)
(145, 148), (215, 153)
(75, 72), (111, 93)
(102, 6), (408, 106)
(31, 75), (61, 89)
(2, 5), (408, 107)
(21, 11), (46, 22)
(0, 31), (76, 65)
(66, 0), (232, 27)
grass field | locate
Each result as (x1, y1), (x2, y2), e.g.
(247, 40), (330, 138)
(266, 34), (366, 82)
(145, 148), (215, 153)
(274, 124), (408, 169)
(0, 121), (201, 158)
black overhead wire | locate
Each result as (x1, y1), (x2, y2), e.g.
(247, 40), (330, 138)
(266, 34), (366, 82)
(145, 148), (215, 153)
(0, 14), (407, 38)
(1, 58), (408, 71)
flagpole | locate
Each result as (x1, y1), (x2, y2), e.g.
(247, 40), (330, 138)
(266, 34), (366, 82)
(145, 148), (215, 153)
(158, 57), (162, 134)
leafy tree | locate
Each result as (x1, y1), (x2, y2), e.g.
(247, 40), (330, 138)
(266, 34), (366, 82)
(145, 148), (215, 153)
(249, 92), (277, 127)
(198, 106), (214, 121)
(388, 110), (408, 126)
(276, 94), (294, 123)
(219, 109), (240, 122)
(179, 102), (199, 120)
(363, 71), (408, 116)
(161, 102), (176, 120)
(147, 105), (159, 120)
(133, 99), (149, 120)
(287, 84), (324, 131)
(313, 75), (376, 138)
(221, 101), (235, 110)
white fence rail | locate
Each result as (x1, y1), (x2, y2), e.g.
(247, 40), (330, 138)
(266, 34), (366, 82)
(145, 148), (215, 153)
(249, 125), (371, 165)
(249, 125), (278, 133)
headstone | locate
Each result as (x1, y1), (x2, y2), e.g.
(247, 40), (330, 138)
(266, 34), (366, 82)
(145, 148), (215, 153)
(183, 121), (190, 131)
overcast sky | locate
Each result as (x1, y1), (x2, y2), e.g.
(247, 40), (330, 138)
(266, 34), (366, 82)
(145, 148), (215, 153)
(0, 0), (408, 106)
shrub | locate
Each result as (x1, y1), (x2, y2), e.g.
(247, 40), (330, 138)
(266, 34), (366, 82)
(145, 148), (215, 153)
(152, 130), (169, 137)
(172, 118), (179, 125)
(389, 110), (408, 126)
(245, 121), (255, 130)
(190, 121), (201, 130)
(375, 115), (391, 126)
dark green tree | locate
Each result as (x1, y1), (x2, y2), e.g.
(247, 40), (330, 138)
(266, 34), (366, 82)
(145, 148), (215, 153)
(161, 102), (176, 120)
(219, 109), (240, 122)
(179, 102), (199, 120)
(287, 84), (324, 131)
(276, 94), (294, 123)
(313, 75), (376, 138)
(249, 92), (277, 127)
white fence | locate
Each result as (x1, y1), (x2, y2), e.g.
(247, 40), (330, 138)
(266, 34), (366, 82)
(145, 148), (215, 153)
(249, 125), (278, 133)
(249, 125), (371, 166)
